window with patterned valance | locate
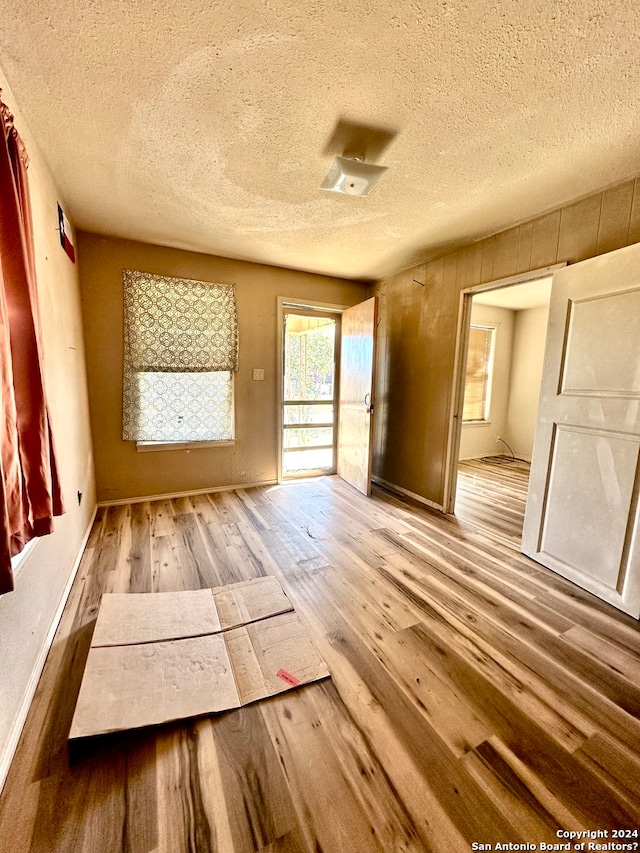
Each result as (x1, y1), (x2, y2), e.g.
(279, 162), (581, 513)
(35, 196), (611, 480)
(122, 269), (238, 445)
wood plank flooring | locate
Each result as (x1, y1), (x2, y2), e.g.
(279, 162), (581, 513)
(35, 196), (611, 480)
(455, 457), (531, 546)
(1, 467), (640, 852)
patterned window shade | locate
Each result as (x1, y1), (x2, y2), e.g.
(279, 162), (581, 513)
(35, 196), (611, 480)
(122, 269), (238, 442)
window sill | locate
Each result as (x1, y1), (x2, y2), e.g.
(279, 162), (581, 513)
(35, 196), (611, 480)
(136, 440), (236, 453)
(461, 420), (492, 428)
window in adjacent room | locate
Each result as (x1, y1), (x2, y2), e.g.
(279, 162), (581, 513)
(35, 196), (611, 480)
(462, 324), (495, 422)
(122, 269), (238, 449)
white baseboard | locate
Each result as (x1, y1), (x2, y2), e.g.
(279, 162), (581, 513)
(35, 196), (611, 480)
(372, 475), (444, 512)
(98, 479), (279, 507)
(0, 504), (98, 795)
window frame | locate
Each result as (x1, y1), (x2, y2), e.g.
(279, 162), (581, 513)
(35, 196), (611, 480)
(122, 270), (238, 450)
(136, 439), (236, 452)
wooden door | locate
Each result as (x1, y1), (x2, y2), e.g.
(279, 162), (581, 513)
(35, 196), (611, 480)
(521, 243), (640, 618)
(338, 297), (377, 495)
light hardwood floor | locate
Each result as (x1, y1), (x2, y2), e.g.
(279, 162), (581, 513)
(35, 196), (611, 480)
(455, 457), (531, 546)
(1, 466), (640, 852)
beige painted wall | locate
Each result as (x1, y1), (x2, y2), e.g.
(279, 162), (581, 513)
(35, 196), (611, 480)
(0, 72), (96, 784)
(373, 175), (640, 508)
(458, 303), (514, 460)
(504, 305), (550, 461)
(78, 233), (368, 503)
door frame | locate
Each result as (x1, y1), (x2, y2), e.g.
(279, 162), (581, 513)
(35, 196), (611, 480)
(276, 297), (349, 484)
(443, 263), (567, 514)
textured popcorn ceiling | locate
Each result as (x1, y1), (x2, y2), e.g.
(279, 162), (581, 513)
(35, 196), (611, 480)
(1, 0), (639, 281)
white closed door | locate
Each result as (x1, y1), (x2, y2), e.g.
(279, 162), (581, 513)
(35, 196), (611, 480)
(522, 242), (640, 618)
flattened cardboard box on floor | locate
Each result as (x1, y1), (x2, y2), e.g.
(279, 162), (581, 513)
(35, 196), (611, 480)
(69, 577), (330, 741)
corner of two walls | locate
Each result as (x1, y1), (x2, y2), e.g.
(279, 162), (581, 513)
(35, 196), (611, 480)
(372, 176), (640, 508)
(77, 232), (369, 503)
(503, 304), (551, 460)
(0, 72), (97, 788)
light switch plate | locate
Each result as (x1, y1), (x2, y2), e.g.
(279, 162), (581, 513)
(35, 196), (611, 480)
(252, 368), (265, 381)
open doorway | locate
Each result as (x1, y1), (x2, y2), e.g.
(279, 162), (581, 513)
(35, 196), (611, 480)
(277, 296), (377, 489)
(281, 309), (340, 479)
(446, 267), (562, 544)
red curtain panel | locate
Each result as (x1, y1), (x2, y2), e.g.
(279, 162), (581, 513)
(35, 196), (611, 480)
(0, 95), (64, 594)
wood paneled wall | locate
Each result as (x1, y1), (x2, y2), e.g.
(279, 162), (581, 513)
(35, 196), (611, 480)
(372, 176), (640, 507)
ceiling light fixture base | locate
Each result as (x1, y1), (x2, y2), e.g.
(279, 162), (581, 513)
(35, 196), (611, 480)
(320, 155), (388, 197)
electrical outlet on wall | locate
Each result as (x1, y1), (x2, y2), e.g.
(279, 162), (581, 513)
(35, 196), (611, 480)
(252, 368), (264, 381)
